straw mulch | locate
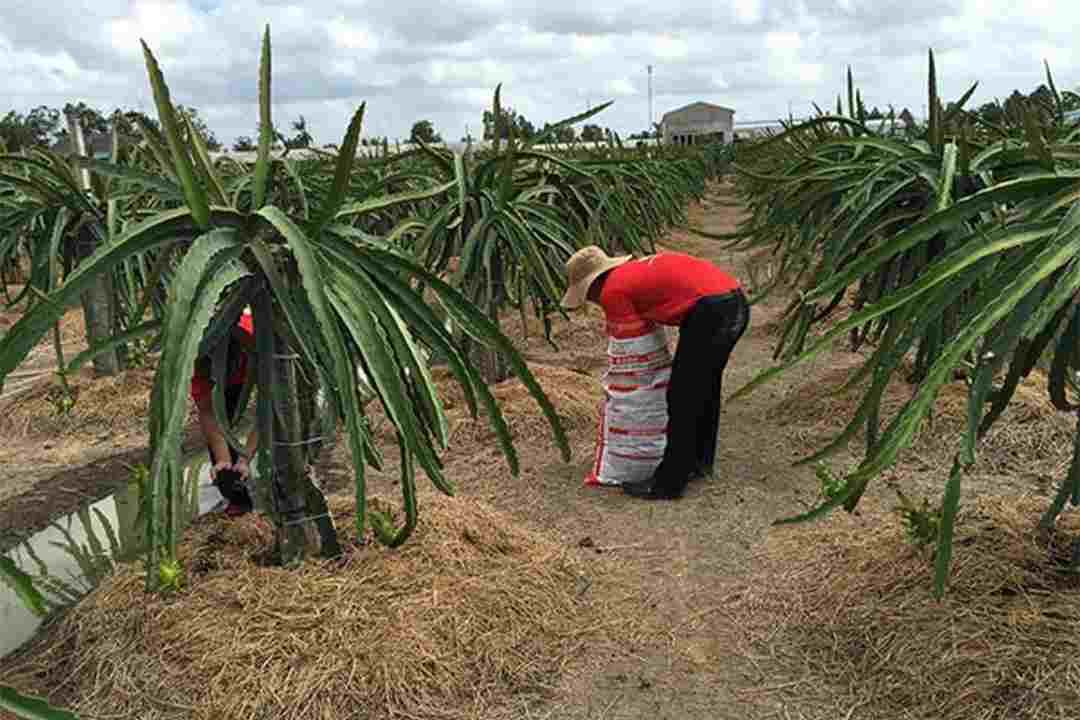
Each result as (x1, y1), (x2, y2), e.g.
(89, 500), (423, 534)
(365, 365), (602, 467)
(0, 492), (651, 720)
(0, 301), (84, 344)
(439, 364), (601, 457)
(0, 366), (157, 440)
(715, 495), (1080, 719)
(499, 305), (611, 375)
(768, 361), (1073, 481)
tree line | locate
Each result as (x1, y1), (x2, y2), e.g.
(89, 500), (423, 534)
(854, 83), (1080, 127)
(14, 82), (1069, 155)
(408, 104), (616, 145)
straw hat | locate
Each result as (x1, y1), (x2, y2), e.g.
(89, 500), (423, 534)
(561, 245), (633, 309)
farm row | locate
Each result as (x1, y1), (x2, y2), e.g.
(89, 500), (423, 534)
(728, 52), (1080, 594)
(0, 28), (731, 593)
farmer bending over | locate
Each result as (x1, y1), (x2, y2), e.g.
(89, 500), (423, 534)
(562, 246), (749, 500)
(191, 310), (259, 517)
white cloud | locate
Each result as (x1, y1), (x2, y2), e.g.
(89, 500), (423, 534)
(732, 0), (764, 24)
(0, 0), (1076, 145)
(326, 18), (379, 52)
(605, 78), (637, 97)
(571, 34), (616, 58)
(647, 34), (690, 61)
(105, 1), (201, 57)
(426, 59), (513, 88)
(764, 30), (801, 53)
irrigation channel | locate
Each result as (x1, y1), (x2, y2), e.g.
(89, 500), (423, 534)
(0, 452), (223, 658)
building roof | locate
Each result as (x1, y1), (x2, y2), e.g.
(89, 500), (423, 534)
(661, 102), (735, 121)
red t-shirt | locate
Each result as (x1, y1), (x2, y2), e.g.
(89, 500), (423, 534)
(190, 313), (254, 404)
(598, 252), (740, 337)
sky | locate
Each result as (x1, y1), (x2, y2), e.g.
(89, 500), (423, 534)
(1, 0), (1077, 147)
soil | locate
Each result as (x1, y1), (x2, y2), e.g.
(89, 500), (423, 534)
(0, 180), (1070, 719)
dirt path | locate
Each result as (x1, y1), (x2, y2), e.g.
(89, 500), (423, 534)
(2, 181), (1067, 717)
(351, 181), (1067, 719)
(336, 182), (853, 719)
(466, 188), (819, 719)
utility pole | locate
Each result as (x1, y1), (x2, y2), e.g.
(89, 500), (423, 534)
(648, 64), (654, 135)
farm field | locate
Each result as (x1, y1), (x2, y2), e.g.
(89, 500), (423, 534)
(5, 26), (1080, 718)
(2, 181), (1076, 719)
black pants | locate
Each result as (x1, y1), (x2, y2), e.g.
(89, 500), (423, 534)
(651, 291), (750, 490)
(209, 383), (253, 509)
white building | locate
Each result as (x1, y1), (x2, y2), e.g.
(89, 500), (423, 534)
(660, 102), (736, 146)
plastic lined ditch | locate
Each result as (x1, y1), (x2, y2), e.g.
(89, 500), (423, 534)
(0, 455), (219, 659)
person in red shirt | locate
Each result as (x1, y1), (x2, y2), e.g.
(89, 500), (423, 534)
(191, 311), (259, 516)
(562, 246), (750, 500)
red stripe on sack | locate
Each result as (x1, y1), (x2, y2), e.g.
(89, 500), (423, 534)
(608, 426), (668, 436)
(607, 381), (669, 392)
(609, 354), (668, 366)
(608, 451), (665, 461)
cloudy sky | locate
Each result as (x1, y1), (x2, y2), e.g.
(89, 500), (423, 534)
(1, 0), (1077, 147)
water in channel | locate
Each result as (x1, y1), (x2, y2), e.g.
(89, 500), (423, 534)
(0, 457), (221, 659)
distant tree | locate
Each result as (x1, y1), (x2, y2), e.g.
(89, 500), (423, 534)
(867, 106), (885, 120)
(537, 123), (575, 143)
(898, 108), (917, 130)
(50, 102), (108, 148)
(175, 105), (221, 150)
(109, 109), (159, 137)
(974, 101), (1003, 126)
(482, 107), (535, 140)
(254, 122), (285, 149)
(284, 115), (313, 149)
(409, 119), (442, 144)
(580, 124), (604, 142)
(0, 106), (61, 151)
(1, 101), (222, 154)
(1000, 90), (1030, 126)
(63, 102), (109, 135)
(232, 135), (256, 151)
(514, 114), (536, 139)
(969, 83), (1080, 129)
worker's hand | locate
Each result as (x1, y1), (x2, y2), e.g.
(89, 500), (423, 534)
(210, 460), (233, 480)
(233, 457), (251, 480)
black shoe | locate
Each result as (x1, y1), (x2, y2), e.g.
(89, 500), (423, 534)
(622, 477), (685, 500)
(690, 465), (713, 482)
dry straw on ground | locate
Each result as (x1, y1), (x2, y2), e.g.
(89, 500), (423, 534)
(717, 495), (1080, 720)
(367, 364), (602, 471)
(437, 364), (601, 457)
(768, 360), (1073, 481)
(0, 366), (156, 439)
(0, 493), (651, 720)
